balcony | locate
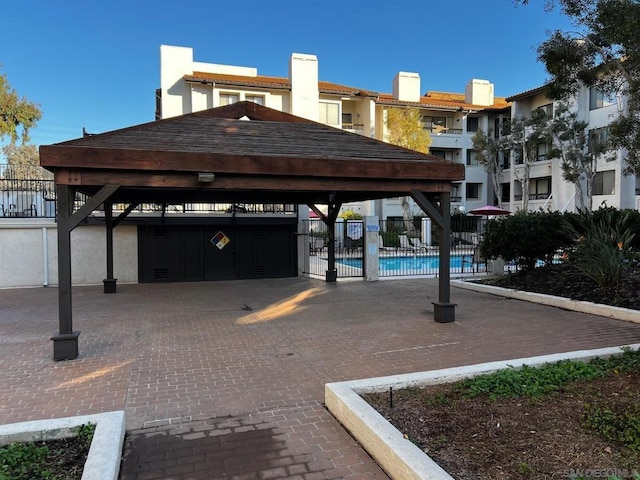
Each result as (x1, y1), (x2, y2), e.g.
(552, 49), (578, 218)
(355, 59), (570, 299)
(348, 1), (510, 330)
(342, 123), (365, 135)
(423, 126), (463, 135)
(514, 193), (552, 201)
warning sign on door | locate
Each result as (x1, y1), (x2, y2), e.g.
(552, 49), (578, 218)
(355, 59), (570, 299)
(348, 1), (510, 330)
(211, 231), (230, 250)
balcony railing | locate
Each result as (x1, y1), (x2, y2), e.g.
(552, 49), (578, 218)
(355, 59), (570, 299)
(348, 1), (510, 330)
(513, 193), (552, 201)
(423, 126), (463, 135)
(0, 164), (297, 219)
(342, 123), (365, 134)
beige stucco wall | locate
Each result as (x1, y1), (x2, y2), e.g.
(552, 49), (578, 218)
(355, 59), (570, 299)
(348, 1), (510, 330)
(0, 221), (138, 289)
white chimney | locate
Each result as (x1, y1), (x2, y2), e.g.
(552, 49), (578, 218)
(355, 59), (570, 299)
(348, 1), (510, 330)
(465, 79), (495, 106)
(160, 45), (195, 118)
(289, 53), (319, 121)
(393, 72), (421, 102)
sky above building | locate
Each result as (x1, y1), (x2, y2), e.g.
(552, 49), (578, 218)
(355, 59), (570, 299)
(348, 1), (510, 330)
(1, 0), (574, 148)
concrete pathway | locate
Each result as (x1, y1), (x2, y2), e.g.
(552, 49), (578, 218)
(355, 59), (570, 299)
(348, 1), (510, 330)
(2, 277), (640, 479)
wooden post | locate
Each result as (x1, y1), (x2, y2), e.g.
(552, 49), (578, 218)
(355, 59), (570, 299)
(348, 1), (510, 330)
(411, 190), (456, 323)
(51, 184), (80, 360)
(103, 201), (117, 293)
(324, 198), (341, 282)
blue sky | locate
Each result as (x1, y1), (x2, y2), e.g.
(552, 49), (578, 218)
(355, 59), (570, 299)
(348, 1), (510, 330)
(1, 0), (573, 148)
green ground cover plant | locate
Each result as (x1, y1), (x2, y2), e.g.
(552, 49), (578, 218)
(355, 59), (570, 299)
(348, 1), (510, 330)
(363, 348), (640, 479)
(0, 423), (95, 480)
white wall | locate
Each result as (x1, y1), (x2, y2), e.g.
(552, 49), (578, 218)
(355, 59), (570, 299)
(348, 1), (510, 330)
(0, 221), (138, 289)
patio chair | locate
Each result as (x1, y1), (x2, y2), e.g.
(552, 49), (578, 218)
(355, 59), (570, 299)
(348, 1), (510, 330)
(378, 236), (393, 253)
(409, 236), (430, 252)
(399, 234), (419, 253)
(310, 236), (325, 254)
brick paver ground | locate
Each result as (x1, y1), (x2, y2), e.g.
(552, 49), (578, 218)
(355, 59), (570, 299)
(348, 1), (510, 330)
(2, 277), (640, 479)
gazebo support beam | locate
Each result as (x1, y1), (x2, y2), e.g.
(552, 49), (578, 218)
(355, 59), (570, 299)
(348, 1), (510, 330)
(103, 201), (117, 293)
(52, 184), (79, 360)
(411, 190), (456, 323)
(104, 202), (138, 294)
(52, 185), (120, 360)
(324, 197), (342, 282)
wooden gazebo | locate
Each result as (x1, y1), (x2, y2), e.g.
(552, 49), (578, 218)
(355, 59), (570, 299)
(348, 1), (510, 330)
(40, 102), (465, 360)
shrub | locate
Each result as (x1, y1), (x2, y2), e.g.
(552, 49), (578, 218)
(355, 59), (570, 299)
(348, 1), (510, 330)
(564, 208), (637, 290)
(565, 206), (640, 250)
(480, 211), (570, 270)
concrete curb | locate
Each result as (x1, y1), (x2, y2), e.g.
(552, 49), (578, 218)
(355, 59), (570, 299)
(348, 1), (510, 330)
(0, 410), (125, 480)
(452, 279), (640, 324)
(325, 344), (640, 480)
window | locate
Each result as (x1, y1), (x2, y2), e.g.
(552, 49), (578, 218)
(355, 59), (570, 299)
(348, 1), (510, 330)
(245, 95), (264, 105)
(501, 150), (511, 170)
(589, 88), (617, 110)
(319, 102), (339, 125)
(588, 127), (609, 152)
(530, 177), (551, 200)
(514, 148), (524, 165)
(466, 183), (481, 199)
(538, 103), (553, 119)
(451, 183), (462, 202)
(466, 150), (478, 166)
(501, 118), (511, 136)
(431, 149), (454, 161)
(422, 116), (449, 132)
(342, 113), (353, 125)
(220, 93), (239, 106)
(593, 170), (615, 195)
(536, 143), (549, 161)
(466, 117), (479, 133)
(500, 183), (510, 203)
(494, 118), (500, 138)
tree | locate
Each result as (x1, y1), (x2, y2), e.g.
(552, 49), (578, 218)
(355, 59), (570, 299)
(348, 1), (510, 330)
(515, 0), (640, 175)
(472, 127), (504, 208)
(502, 108), (552, 211)
(1, 143), (49, 181)
(548, 102), (614, 211)
(384, 107), (433, 235)
(0, 72), (41, 144)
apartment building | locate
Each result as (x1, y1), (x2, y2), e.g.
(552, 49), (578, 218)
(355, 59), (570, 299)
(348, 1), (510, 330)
(158, 44), (511, 220)
(503, 85), (639, 213)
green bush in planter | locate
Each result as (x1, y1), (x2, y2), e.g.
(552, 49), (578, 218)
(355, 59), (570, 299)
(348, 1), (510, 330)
(480, 211), (570, 270)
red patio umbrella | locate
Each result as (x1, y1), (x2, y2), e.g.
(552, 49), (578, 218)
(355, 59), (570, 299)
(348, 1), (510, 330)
(468, 205), (511, 216)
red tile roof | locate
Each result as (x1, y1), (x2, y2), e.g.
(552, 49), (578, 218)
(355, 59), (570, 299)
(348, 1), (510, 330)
(377, 92), (510, 111)
(185, 72), (510, 111)
(185, 72), (377, 97)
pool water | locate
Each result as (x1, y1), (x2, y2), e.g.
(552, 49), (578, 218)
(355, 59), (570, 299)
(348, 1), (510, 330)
(337, 254), (474, 272)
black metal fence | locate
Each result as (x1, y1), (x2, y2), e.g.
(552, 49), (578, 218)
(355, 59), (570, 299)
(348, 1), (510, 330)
(302, 219), (364, 278)
(302, 216), (491, 279)
(376, 217), (488, 277)
(0, 164), (296, 219)
(0, 164), (56, 217)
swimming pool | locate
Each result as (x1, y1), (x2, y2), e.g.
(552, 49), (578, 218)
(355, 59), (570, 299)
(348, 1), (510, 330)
(336, 254), (477, 276)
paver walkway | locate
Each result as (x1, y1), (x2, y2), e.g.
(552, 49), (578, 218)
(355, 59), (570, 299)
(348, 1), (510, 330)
(2, 277), (640, 479)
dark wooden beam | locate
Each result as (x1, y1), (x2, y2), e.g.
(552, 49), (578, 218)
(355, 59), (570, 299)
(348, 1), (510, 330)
(52, 184), (80, 360)
(53, 170), (453, 194)
(103, 201), (117, 294)
(41, 146), (465, 181)
(67, 185), (120, 230)
(411, 190), (456, 323)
